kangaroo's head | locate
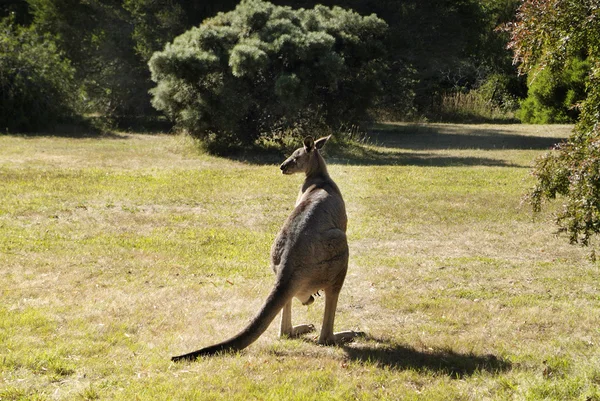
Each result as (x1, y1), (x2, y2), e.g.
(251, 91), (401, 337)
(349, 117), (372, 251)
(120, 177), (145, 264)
(280, 135), (331, 175)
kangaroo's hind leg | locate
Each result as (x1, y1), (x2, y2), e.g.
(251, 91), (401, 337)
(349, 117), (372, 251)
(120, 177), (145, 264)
(318, 288), (363, 345)
(279, 300), (315, 338)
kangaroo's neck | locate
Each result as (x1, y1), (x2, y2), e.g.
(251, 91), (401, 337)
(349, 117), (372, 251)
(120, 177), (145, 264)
(306, 151), (329, 179)
(300, 152), (337, 196)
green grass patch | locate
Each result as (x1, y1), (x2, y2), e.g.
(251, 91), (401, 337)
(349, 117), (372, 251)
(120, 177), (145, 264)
(2, 125), (600, 400)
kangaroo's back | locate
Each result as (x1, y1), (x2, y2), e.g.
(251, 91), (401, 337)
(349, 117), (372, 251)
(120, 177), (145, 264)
(271, 179), (346, 265)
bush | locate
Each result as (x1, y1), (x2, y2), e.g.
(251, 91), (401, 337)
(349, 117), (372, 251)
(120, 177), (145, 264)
(529, 65), (600, 245)
(28, 0), (153, 119)
(436, 91), (508, 122)
(518, 57), (590, 124)
(430, 73), (521, 123)
(148, 0), (388, 152)
(510, 0), (600, 245)
(0, 17), (78, 132)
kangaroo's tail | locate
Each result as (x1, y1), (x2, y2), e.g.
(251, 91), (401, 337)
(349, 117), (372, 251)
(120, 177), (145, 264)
(171, 279), (293, 361)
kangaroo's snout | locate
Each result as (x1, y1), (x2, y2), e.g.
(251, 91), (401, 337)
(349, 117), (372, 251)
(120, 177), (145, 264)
(280, 158), (296, 174)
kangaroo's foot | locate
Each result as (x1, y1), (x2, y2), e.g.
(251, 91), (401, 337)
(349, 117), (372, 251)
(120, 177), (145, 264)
(318, 330), (365, 346)
(283, 324), (316, 338)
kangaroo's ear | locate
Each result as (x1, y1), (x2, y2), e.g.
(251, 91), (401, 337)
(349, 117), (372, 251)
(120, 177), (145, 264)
(303, 136), (315, 152)
(314, 135), (331, 150)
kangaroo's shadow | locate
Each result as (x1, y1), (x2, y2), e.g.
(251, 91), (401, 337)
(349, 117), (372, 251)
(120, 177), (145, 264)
(342, 335), (511, 378)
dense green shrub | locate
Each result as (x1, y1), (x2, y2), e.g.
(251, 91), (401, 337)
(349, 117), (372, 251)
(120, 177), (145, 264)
(518, 57), (590, 124)
(0, 17), (78, 132)
(511, 0), (600, 245)
(148, 0), (388, 152)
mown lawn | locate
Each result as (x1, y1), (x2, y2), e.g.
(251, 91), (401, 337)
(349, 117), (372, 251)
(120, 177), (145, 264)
(1, 123), (599, 400)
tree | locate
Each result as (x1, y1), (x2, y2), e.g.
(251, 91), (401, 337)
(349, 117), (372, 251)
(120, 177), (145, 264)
(28, 0), (151, 117)
(509, 0), (600, 245)
(26, 0), (242, 120)
(11, 0), (523, 126)
(1, 0), (31, 25)
(277, 0), (520, 116)
(124, 0), (239, 62)
(0, 16), (78, 132)
(148, 0), (389, 152)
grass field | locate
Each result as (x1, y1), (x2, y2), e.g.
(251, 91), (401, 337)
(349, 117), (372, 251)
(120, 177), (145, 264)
(1, 123), (599, 400)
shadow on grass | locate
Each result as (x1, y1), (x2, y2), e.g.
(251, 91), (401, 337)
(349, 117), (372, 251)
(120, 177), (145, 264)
(6, 115), (174, 139)
(227, 123), (562, 167)
(325, 145), (521, 168)
(370, 123), (562, 151)
(226, 138), (524, 168)
(224, 147), (520, 168)
(7, 120), (563, 168)
(343, 336), (511, 378)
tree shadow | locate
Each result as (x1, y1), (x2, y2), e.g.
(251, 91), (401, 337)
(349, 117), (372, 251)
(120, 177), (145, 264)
(225, 123), (562, 167)
(9, 121), (119, 139)
(343, 336), (511, 378)
(9, 120), (561, 169)
(229, 138), (526, 168)
(370, 123), (563, 151)
(326, 146), (523, 168)
(8, 115), (174, 139)
(228, 148), (521, 168)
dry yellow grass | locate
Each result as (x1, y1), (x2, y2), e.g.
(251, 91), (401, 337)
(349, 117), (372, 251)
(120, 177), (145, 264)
(1, 124), (599, 400)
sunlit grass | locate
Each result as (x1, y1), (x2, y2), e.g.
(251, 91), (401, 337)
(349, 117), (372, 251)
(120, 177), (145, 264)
(1, 124), (599, 400)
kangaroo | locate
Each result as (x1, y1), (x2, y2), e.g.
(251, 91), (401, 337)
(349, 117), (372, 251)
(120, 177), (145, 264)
(171, 135), (361, 361)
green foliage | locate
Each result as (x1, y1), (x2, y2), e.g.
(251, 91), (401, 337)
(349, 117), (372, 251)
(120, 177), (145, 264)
(378, 0), (522, 119)
(518, 57), (590, 124)
(401, 0), (520, 115)
(22, 0), (242, 119)
(530, 70), (600, 245)
(3, 0), (527, 127)
(124, 1), (239, 62)
(149, 0), (389, 152)
(0, 16), (77, 132)
(124, 0), (189, 62)
(276, 0), (521, 120)
(28, 0), (151, 116)
(511, 0), (600, 244)
(480, 73), (521, 109)
(433, 73), (520, 122)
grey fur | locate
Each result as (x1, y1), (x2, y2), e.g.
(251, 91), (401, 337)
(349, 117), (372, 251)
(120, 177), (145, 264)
(172, 135), (361, 361)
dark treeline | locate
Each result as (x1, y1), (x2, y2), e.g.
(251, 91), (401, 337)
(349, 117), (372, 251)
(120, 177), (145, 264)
(0, 0), (526, 130)
(281, 0), (524, 116)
